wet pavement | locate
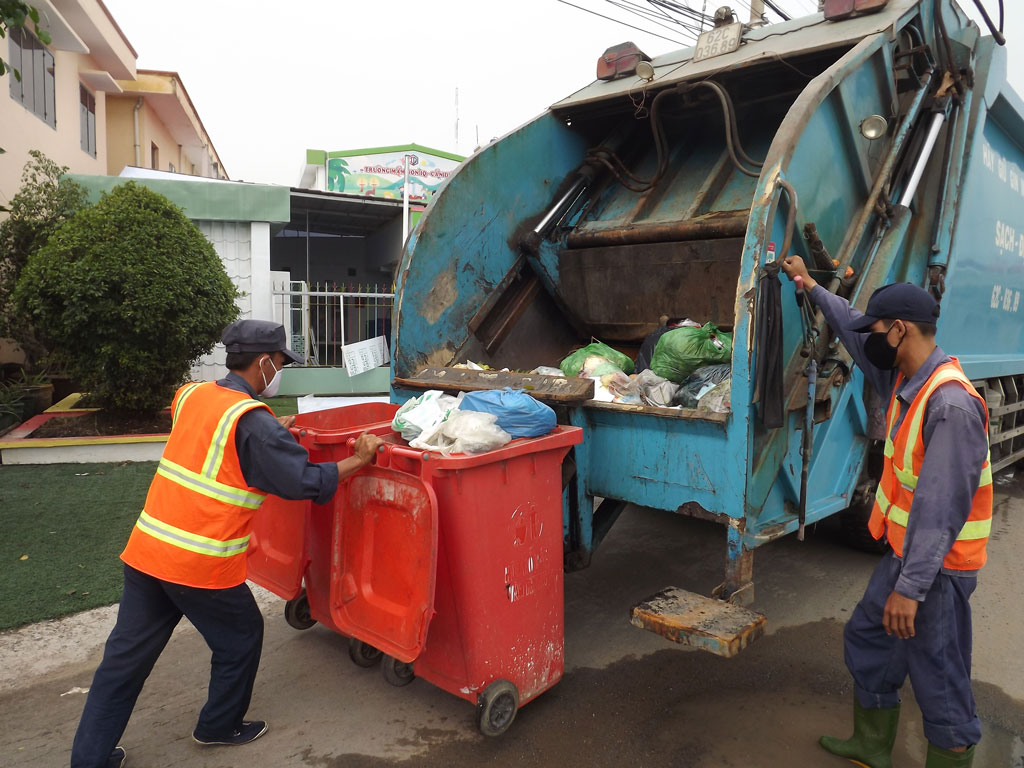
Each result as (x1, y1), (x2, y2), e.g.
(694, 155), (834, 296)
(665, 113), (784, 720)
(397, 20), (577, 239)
(3, 473), (1023, 767)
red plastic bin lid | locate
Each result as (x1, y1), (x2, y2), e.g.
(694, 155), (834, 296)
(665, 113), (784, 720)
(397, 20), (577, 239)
(330, 463), (439, 663)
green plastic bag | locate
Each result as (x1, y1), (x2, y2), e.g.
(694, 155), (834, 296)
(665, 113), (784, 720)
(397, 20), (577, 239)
(560, 342), (635, 377)
(649, 323), (732, 383)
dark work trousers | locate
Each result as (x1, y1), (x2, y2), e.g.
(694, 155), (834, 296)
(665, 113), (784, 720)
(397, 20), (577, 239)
(843, 553), (981, 749)
(70, 563), (264, 768)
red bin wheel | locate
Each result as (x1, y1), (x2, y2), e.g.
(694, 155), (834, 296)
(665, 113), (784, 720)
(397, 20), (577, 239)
(348, 638), (383, 668)
(284, 592), (316, 630)
(476, 679), (519, 737)
(381, 655), (415, 687)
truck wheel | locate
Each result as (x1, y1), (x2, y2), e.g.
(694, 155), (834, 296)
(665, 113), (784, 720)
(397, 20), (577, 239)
(284, 592), (316, 630)
(839, 498), (888, 555)
(348, 638), (383, 668)
(476, 680), (519, 737)
(381, 655), (415, 687)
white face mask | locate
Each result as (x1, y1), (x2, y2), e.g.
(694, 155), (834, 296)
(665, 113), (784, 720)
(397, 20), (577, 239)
(259, 355), (283, 397)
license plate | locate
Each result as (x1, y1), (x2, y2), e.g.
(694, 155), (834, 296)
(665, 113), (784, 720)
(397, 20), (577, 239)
(693, 22), (743, 62)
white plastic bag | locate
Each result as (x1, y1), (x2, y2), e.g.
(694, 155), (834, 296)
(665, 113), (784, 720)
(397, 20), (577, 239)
(442, 410), (511, 454)
(697, 378), (731, 414)
(392, 390), (459, 441)
(411, 409), (511, 454)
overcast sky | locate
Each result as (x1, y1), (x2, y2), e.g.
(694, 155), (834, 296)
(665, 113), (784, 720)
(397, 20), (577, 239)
(101, 0), (1023, 186)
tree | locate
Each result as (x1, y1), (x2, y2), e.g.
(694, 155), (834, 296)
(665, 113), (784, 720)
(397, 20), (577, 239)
(0, 151), (88, 364)
(0, 2), (50, 156)
(15, 182), (240, 414)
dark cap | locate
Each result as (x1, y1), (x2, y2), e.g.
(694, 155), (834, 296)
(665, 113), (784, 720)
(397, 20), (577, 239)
(222, 320), (303, 364)
(849, 282), (940, 333)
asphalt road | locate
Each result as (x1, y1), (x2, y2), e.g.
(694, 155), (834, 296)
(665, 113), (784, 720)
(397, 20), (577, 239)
(3, 472), (1023, 767)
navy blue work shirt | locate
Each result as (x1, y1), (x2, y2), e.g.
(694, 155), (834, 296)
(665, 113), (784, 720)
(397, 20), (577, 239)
(216, 372), (339, 506)
(809, 285), (988, 600)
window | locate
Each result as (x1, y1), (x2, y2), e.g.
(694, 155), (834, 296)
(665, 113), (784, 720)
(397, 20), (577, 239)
(151, 142), (159, 170)
(79, 85), (96, 156)
(8, 27), (55, 128)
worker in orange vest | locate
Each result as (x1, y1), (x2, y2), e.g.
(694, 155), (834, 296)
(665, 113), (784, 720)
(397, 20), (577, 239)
(781, 257), (991, 768)
(70, 320), (385, 768)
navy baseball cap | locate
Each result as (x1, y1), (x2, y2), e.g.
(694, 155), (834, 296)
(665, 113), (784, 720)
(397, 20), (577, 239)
(222, 320), (303, 364)
(849, 282), (940, 333)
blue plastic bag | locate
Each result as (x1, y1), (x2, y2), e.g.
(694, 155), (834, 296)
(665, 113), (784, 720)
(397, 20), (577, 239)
(459, 388), (556, 438)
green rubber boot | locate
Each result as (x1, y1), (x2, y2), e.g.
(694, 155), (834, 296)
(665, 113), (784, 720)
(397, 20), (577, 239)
(819, 700), (899, 768)
(925, 743), (975, 767)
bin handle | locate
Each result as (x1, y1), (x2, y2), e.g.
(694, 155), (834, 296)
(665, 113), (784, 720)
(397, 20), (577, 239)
(345, 437), (430, 466)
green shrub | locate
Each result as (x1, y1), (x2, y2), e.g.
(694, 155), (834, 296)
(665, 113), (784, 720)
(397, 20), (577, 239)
(0, 151), (87, 363)
(15, 182), (239, 413)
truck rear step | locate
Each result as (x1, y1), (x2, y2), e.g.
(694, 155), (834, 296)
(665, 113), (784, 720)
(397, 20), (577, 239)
(631, 587), (766, 658)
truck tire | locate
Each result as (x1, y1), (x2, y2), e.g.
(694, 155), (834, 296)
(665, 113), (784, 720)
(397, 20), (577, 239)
(839, 496), (888, 555)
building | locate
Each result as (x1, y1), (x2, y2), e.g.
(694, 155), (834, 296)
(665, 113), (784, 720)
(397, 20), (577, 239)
(106, 69), (226, 180)
(299, 144), (464, 231)
(1, 0), (224, 207)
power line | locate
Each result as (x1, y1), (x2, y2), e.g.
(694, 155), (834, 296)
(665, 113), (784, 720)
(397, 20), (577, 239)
(555, 0), (692, 44)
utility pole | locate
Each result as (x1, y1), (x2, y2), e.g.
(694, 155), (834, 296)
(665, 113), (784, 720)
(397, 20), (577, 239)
(749, 0), (765, 23)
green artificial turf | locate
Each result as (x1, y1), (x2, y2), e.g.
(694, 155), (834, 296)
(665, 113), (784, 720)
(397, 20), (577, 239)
(0, 461), (157, 630)
(0, 400), (297, 630)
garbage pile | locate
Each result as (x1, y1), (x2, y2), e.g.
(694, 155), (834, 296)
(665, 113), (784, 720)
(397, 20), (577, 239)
(551, 318), (733, 413)
(392, 387), (557, 455)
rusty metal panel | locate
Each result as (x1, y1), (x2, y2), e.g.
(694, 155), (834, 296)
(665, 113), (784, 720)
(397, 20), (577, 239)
(630, 586), (766, 658)
(566, 210), (749, 248)
(394, 367), (595, 403)
(558, 238), (743, 340)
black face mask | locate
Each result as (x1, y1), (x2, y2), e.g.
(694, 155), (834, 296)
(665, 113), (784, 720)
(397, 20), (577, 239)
(864, 322), (904, 370)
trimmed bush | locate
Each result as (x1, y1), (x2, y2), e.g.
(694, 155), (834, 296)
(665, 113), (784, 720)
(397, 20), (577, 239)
(15, 182), (238, 413)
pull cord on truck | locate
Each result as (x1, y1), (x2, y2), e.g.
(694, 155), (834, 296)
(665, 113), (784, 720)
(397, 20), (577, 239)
(390, 0), (1024, 654)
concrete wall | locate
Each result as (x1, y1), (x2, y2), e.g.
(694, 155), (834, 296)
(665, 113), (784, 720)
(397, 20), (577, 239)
(191, 220), (268, 382)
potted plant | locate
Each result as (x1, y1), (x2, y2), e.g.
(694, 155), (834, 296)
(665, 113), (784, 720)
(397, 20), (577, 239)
(14, 367), (53, 418)
(0, 380), (26, 434)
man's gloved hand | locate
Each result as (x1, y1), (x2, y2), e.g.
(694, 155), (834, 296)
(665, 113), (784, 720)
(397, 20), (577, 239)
(353, 432), (386, 465)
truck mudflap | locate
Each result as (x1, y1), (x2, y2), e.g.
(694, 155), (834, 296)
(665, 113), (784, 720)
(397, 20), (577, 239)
(630, 587), (766, 658)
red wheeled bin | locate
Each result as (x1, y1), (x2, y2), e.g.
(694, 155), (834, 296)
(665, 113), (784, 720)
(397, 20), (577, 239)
(247, 402), (582, 736)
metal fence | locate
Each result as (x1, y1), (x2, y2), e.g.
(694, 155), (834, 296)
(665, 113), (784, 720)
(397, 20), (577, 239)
(271, 281), (394, 367)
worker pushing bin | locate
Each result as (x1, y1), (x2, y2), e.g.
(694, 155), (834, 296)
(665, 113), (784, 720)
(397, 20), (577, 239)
(247, 402), (582, 736)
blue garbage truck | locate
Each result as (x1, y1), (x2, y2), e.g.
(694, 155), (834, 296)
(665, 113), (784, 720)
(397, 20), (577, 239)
(388, 0), (1024, 653)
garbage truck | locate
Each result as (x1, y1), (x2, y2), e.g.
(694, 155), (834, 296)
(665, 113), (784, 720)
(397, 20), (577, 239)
(387, 0), (1024, 654)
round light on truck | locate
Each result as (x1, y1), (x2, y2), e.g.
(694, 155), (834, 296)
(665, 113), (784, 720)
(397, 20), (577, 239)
(636, 61), (655, 81)
(860, 115), (888, 140)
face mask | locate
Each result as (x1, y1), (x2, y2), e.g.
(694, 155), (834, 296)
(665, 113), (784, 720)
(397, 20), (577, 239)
(259, 355), (283, 397)
(863, 322), (903, 370)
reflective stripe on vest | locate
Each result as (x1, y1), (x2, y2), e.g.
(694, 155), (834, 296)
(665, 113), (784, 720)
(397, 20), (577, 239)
(172, 382), (202, 427)
(876, 364), (992, 542)
(136, 509), (250, 557)
(155, 457), (266, 510)
(873, 484), (992, 541)
(134, 392), (267, 557)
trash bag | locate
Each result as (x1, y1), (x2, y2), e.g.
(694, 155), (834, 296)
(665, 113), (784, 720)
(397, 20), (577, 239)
(532, 366), (565, 377)
(672, 364), (731, 408)
(632, 369), (681, 407)
(391, 390), (459, 441)
(580, 355), (622, 378)
(411, 409), (511, 455)
(697, 378), (731, 415)
(649, 322), (732, 383)
(561, 342), (634, 377)
(635, 319), (701, 373)
(459, 387), (557, 438)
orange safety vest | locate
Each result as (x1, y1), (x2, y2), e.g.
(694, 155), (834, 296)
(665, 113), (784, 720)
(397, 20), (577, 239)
(121, 381), (271, 588)
(867, 358), (993, 571)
